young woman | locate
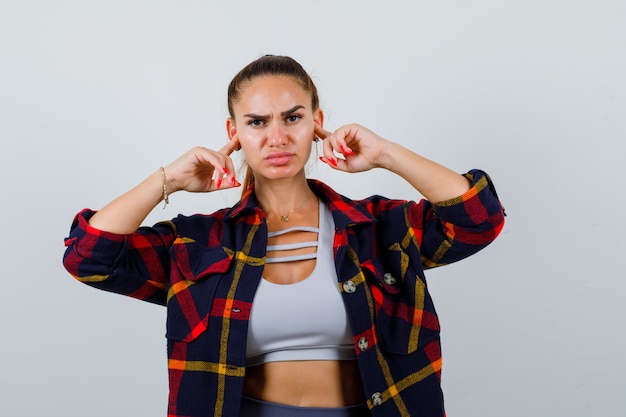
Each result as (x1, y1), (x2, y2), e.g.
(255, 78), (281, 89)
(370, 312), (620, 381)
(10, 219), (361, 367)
(63, 55), (505, 417)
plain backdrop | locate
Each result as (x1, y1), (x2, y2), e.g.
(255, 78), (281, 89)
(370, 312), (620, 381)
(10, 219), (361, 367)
(1, 1), (624, 416)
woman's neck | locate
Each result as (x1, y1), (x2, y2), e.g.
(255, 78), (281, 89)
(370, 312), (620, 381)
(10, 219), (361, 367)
(254, 177), (317, 224)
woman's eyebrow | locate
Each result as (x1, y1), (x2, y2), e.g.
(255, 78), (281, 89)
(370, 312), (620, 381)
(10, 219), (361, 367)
(243, 105), (305, 120)
(281, 105), (305, 116)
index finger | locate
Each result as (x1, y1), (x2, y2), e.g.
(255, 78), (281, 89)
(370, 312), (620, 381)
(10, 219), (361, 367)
(219, 138), (240, 156)
(314, 125), (333, 140)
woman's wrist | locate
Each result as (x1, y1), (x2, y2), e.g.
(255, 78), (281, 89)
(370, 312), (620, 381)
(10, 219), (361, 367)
(378, 141), (405, 171)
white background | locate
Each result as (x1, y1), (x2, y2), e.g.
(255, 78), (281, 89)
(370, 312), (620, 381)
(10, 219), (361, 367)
(1, 1), (624, 416)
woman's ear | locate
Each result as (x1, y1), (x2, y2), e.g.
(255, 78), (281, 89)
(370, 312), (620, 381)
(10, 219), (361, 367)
(226, 118), (237, 140)
(226, 118), (241, 150)
(313, 108), (324, 129)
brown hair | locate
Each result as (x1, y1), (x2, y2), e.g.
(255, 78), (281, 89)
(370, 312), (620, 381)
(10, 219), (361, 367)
(227, 55), (320, 193)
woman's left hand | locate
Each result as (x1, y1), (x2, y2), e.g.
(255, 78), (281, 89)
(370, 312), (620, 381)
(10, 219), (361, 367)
(315, 124), (392, 173)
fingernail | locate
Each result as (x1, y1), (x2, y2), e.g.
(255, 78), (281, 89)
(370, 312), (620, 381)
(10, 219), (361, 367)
(216, 178), (222, 189)
(231, 176), (238, 186)
(341, 146), (353, 155)
(329, 157), (338, 167)
(222, 168), (228, 174)
(319, 157), (327, 164)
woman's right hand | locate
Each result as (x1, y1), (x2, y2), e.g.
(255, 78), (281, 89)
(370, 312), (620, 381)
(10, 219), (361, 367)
(164, 139), (241, 194)
(87, 139), (241, 234)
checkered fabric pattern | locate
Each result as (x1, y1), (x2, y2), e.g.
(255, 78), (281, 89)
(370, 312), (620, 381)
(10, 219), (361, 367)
(63, 169), (505, 417)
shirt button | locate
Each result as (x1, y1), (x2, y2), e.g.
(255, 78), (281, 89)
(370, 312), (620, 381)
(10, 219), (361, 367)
(371, 392), (383, 406)
(343, 281), (357, 293)
(383, 272), (397, 285)
(358, 337), (369, 351)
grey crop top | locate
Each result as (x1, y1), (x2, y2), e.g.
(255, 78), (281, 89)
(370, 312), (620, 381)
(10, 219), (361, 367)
(245, 201), (356, 366)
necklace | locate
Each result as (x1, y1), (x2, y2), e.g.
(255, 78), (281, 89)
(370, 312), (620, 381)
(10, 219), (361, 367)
(274, 193), (314, 222)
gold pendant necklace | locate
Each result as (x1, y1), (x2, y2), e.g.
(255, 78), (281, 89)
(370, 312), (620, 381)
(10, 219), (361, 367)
(277, 193), (313, 222)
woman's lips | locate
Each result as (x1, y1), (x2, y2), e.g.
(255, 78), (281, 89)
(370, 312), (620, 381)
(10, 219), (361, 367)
(265, 152), (295, 166)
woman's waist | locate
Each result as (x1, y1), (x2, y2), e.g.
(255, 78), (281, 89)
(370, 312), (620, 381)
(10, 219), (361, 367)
(243, 359), (365, 408)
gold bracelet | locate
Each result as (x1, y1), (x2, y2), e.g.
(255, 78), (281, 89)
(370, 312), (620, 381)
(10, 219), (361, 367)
(160, 166), (169, 209)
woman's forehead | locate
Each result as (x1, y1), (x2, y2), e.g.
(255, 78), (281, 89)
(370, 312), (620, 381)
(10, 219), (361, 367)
(233, 76), (311, 112)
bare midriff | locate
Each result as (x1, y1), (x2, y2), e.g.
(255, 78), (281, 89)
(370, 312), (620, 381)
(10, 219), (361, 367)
(243, 360), (366, 407)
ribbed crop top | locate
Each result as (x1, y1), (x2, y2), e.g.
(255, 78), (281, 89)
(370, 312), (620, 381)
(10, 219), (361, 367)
(245, 201), (356, 367)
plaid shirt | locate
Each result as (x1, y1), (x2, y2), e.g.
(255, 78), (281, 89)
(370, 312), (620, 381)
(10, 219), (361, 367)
(63, 169), (505, 417)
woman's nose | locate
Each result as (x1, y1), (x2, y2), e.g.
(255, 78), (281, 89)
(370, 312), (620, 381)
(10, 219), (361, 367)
(267, 122), (287, 146)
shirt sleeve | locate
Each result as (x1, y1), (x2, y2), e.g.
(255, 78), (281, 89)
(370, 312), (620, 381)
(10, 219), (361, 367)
(410, 169), (506, 269)
(62, 209), (177, 306)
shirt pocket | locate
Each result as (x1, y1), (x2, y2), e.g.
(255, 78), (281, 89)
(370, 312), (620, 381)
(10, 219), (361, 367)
(166, 243), (234, 342)
(368, 253), (440, 355)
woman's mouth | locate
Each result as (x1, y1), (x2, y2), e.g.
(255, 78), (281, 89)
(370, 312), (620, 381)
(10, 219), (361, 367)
(265, 152), (295, 166)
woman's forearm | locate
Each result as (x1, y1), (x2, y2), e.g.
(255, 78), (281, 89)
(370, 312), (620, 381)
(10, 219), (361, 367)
(88, 169), (165, 234)
(382, 142), (471, 204)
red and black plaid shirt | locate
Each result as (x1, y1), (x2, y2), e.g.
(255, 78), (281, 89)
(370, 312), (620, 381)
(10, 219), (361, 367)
(63, 170), (505, 417)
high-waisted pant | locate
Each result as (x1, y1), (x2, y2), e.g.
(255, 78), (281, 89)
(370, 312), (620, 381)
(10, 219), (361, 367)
(239, 395), (370, 417)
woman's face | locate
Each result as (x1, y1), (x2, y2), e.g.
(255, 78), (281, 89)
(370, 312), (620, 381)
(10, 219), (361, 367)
(227, 75), (323, 183)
